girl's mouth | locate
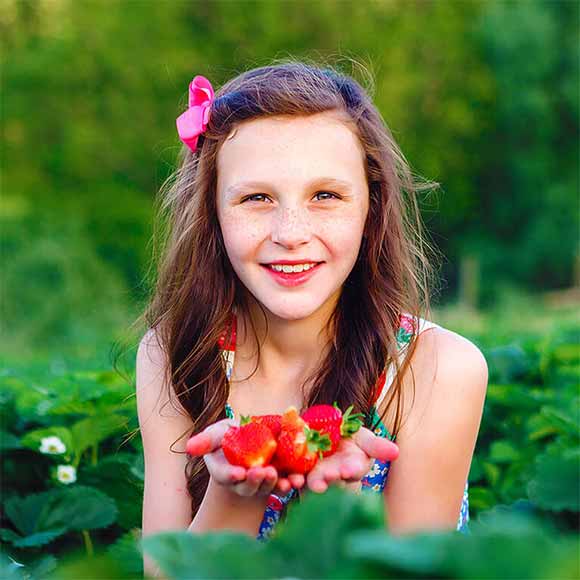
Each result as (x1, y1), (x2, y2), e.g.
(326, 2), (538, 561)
(260, 263), (324, 287)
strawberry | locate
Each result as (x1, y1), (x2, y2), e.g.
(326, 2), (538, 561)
(221, 415), (277, 469)
(250, 414), (282, 438)
(271, 406), (331, 475)
(301, 402), (364, 457)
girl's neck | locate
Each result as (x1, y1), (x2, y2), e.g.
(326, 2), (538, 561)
(234, 298), (337, 385)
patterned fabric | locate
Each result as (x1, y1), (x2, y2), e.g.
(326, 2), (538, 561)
(221, 312), (470, 540)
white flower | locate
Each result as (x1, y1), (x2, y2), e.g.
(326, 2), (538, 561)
(56, 465), (76, 484)
(39, 436), (66, 455)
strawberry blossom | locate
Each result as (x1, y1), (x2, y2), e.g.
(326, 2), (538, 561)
(56, 465), (76, 484)
(39, 436), (66, 455)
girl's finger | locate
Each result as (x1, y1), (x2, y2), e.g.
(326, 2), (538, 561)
(310, 479), (328, 493)
(186, 419), (237, 456)
(288, 473), (305, 489)
(233, 466), (266, 497)
(255, 466), (278, 496)
(322, 466), (341, 483)
(274, 477), (292, 495)
(353, 427), (399, 462)
(205, 448), (245, 486)
(340, 461), (368, 482)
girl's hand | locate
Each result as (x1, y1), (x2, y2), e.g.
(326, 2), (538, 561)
(186, 419), (298, 498)
(304, 427), (399, 494)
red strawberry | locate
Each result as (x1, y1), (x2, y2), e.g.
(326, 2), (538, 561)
(250, 414), (282, 438)
(221, 416), (277, 469)
(301, 402), (364, 457)
(271, 406), (331, 475)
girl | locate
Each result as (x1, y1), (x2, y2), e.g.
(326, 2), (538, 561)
(136, 61), (488, 577)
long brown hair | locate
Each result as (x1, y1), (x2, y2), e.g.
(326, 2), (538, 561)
(128, 57), (441, 519)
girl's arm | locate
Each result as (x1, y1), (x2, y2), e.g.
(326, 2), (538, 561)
(383, 327), (488, 534)
(136, 332), (270, 579)
(136, 331), (196, 578)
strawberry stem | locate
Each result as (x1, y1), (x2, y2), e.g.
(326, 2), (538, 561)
(305, 426), (332, 454)
(240, 414), (252, 426)
(340, 405), (365, 437)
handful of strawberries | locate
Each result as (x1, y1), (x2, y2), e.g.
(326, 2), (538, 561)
(187, 403), (365, 476)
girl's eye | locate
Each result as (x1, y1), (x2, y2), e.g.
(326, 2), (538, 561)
(314, 191), (340, 201)
(242, 194), (271, 203)
(241, 191), (340, 203)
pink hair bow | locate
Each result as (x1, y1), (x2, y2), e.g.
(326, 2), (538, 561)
(176, 75), (215, 153)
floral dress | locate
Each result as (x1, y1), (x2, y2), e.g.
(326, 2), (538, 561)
(219, 312), (470, 541)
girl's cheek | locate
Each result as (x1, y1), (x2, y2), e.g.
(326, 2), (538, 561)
(316, 218), (365, 250)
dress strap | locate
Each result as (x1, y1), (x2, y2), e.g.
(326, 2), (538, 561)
(218, 314), (237, 381)
(373, 313), (440, 409)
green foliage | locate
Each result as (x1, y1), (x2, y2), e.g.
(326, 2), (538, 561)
(1, 0), (578, 361)
(142, 532), (275, 580)
(135, 488), (578, 579)
(528, 447), (580, 513)
(2, 305), (579, 578)
(2, 486), (117, 549)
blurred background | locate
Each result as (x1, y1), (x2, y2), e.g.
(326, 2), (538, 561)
(1, 2), (579, 577)
(2, 0), (578, 369)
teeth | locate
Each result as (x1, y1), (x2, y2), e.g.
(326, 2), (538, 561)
(269, 263), (317, 273)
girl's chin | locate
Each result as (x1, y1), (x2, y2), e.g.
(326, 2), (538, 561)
(262, 296), (338, 320)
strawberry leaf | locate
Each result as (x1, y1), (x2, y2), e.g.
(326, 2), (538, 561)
(341, 405), (365, 437)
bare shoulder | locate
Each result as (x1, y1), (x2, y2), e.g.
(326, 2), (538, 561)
(399, 325), (488, 434)
(378, 324), (488, 433)
(412, 324), (488, 385)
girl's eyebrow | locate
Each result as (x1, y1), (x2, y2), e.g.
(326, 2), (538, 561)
(225, 177), (353, 197)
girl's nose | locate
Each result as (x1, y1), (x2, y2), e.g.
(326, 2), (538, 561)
(271, 207), (313, 248)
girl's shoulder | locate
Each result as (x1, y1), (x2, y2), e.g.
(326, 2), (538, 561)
(372, 312), (441, 408)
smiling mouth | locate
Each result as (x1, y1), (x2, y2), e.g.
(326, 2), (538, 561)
(261, 263), (323, 272)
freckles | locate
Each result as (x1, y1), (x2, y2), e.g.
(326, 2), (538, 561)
(221, 212), (267, 248)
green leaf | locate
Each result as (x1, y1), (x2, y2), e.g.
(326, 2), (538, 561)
(467, 486), (497, 511)
(106, 529), (144, 577)
(482, 461), (501, 487)
(468, 455), (483, 481)
(23, 554), (57, 578)
(526, 413), (559, 441)
(0, 492), (66, 548)
(453, 509), (566, 578)
(551, 343), (580, 365)
(81, 454), (143, 529)
(528, 449), (580, 512)
(13, 528), (68, 548)
(4, 490), (56, 536)
(486, 345), (531, 383)
(20, 426), (73, 455)
(488, 440), (520, 463)
(0, 528), (22, 543)
(40, 485), (118, 531)
(4, 486), (117, 541)
(0, 431), (22, 451)
(538, 406), (579, 439)
(70, 414), (129, 457)
(141, 531), (276, 579)
(266, 486), (384, 578)
(346, 529), (454, 576)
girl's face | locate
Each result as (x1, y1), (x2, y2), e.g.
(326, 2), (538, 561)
(216, 111), (369, 321)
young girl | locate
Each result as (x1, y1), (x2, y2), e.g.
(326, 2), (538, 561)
(136, 61), (488, 577)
